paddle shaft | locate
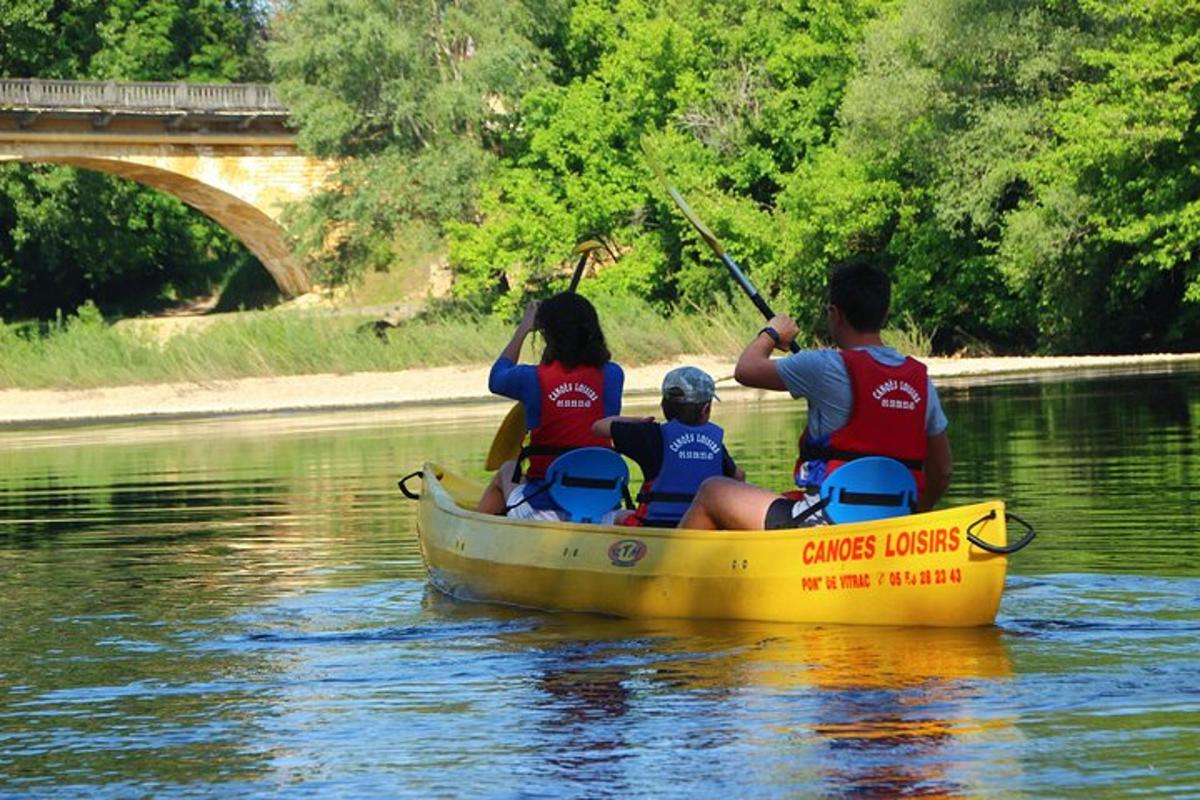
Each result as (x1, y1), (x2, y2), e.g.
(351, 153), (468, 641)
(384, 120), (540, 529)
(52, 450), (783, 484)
(655, 177), (802, 354)
(718, 253), (799, 352)
(567, 251), (590, 293)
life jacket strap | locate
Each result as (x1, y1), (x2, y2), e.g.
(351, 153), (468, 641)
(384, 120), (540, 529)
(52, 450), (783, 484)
(799, 442), (924, 472)
(633, 518), (680, 528)
(512, 444), (579, 482)
(635, 489), (696, 505)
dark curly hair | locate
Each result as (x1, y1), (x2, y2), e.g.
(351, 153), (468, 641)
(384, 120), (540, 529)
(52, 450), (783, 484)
(536, 293), (611, 369)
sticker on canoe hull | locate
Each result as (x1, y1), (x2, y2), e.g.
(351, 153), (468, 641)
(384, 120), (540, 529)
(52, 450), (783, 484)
(608, 539), (647, 567)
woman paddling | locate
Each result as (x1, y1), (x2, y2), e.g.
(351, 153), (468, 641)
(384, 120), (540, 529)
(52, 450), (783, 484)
(477, 292), (625, 520)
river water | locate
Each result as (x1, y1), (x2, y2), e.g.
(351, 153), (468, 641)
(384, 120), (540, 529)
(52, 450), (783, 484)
(1, 366), (1198, 798)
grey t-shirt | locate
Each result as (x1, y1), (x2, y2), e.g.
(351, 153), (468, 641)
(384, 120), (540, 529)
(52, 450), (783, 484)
(774, 345), (948, 440)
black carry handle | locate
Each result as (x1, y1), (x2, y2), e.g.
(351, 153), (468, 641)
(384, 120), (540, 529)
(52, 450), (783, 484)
(966, 509), (1037, 554)
(397, 470), (422, 500)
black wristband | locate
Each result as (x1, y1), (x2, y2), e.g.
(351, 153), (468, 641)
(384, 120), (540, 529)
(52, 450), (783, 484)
(758, 326), (782, 348)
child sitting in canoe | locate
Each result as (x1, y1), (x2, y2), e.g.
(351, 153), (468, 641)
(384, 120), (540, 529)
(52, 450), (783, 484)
(593, 366), (744, 528)
(477, 292), (625, 521)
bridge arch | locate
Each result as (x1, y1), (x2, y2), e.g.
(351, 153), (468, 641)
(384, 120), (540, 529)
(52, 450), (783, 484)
(0, 80), (335, 296)
(1, 147), (320, 296)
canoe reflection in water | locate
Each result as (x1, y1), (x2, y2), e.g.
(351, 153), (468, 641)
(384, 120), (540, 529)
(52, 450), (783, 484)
(798, 625), (1019, 797)
(465, 609), (1021, 796)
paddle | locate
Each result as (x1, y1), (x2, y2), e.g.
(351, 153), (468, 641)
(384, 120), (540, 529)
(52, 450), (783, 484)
(645, 147), (801, 354)
(568, 239), (603, 292)
(483, 240), (606, 471)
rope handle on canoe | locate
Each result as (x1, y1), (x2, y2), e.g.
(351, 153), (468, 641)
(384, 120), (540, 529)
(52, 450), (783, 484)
(397, 470), (422, 500)
(966, 509), (1036, 554)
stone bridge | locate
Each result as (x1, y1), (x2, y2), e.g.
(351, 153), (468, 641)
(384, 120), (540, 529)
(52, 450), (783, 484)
(0, 79), (334, 296)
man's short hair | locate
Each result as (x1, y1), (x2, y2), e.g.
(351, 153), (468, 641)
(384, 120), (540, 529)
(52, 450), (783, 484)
(829, 261), (891, 332)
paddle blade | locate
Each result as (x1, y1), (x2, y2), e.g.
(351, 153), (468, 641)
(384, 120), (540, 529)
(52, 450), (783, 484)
(665, 186), (725, 256)
(573, 239), (605, 255)
(642, 136), (784, 330)
(484, 402), (527, 471)
(568, 239), (605, 293)
(641, 138), (726, 257)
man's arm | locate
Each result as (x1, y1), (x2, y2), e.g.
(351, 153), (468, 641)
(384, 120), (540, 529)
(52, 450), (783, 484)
(733, 313), (799, 391)
(918, 432), (953, 512)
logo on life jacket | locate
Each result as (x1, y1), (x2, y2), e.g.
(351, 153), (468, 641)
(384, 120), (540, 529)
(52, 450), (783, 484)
(608, 539), (647, 567)
(871, 379), (922, 411)
(668, 430), (721, 460)
(526, 362), (608, 480)
(547, 381), (599, 408)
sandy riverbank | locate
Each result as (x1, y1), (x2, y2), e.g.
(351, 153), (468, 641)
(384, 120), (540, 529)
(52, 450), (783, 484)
(1, 352), (1198, 427)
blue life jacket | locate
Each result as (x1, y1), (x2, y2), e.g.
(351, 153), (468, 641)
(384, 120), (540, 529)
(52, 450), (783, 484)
(637, 419), (726, 525)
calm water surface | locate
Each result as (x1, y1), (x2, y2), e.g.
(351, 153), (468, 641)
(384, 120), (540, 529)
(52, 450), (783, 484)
(1, 367), (1198, 797)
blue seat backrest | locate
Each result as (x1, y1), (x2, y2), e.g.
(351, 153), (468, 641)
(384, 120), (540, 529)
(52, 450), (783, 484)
(819, 457), (917, 524)
(545, 447), (630, 523)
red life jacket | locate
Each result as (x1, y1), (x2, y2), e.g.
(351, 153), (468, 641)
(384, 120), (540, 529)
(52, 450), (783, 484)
(795, 349), (929, 496)
(523, 361), (609, 480)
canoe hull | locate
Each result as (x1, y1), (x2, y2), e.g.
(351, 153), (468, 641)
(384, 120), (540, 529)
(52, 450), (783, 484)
(416, 464), (1011, 627)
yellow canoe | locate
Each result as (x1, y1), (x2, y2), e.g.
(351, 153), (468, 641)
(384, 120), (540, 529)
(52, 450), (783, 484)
(412, 463), (1026, 627)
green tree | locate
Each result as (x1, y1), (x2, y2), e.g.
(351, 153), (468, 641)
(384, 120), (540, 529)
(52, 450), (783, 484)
(1007, 0), (1200, 351)
(805, 0), (1200, 352)
(0, 1), (106, 78)
(90, 0), (269, 82)
(0, 0), (270, 320)
(268, 0), (553, 285)
(448, 0), (890, 315)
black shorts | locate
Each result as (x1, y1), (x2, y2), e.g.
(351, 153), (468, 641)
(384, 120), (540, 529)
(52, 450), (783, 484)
(763, 492), (829, 530)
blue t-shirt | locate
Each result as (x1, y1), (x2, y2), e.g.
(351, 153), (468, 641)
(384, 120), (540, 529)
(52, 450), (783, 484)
(488, 357), (624, 429)
(774, 346), (948, 439)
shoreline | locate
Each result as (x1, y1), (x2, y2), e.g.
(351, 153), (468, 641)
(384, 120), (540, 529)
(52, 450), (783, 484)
(2, 352), (1198, 428)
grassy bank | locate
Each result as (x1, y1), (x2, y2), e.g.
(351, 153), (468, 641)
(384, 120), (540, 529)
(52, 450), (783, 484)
(0, 298), (931, 391)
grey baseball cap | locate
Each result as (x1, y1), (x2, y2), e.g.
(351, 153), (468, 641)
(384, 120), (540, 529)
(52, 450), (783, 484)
(662, 366), (719, 404)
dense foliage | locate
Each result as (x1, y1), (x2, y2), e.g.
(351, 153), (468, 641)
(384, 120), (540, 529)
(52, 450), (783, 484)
(823, 0), (1200, 352)
(267, 0), (561, 285)
(0, 0), (268, 319)
(4, 0), (1197, 354)
(273, 0), (1200, 353)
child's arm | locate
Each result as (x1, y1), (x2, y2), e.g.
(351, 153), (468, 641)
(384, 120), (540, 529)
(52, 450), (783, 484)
(592, 415), (654, 439)
(722, 447), (746, 482)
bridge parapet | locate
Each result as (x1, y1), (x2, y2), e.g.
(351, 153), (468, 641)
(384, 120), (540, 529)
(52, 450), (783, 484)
(0, 79), (286, 114)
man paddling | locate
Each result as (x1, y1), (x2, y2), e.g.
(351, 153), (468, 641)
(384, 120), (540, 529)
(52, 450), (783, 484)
(678, 262), (952, 530)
